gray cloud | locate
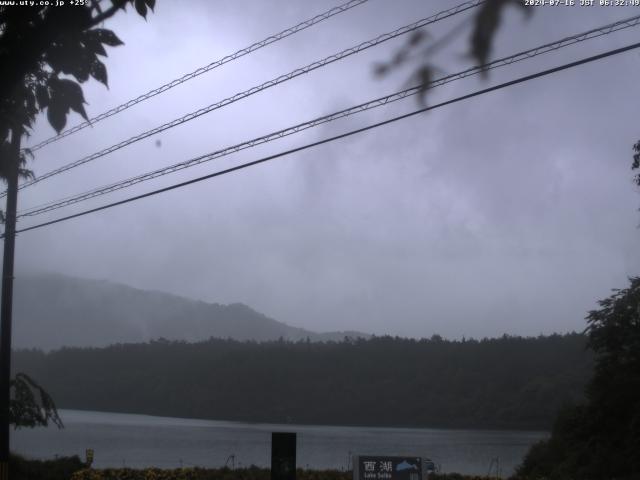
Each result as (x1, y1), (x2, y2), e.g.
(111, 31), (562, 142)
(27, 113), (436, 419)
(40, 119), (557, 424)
(9, 0), (640, 340)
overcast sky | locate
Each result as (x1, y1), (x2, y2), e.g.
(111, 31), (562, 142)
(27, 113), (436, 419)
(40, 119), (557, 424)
(9, 0), (640, 339)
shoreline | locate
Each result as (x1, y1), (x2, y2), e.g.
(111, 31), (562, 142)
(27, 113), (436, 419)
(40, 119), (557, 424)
(55, 408), (551, 435)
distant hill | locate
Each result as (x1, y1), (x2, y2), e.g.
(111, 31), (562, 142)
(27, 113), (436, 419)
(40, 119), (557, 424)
(12, 274), (369, 350)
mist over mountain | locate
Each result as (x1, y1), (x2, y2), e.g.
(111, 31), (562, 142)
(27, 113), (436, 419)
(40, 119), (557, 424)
(12, 274), (369, 350)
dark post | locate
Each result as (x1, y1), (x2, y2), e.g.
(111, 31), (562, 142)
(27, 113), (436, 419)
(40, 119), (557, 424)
(0, 128), (21, 480)
(271, 432), (296, 480)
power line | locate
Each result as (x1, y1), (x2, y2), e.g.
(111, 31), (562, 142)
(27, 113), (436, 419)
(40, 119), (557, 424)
(17, 13), (640, 219)
(25, 0), (371, 153)
(10, 41), (640, 237)
(6, 0), (483, 197)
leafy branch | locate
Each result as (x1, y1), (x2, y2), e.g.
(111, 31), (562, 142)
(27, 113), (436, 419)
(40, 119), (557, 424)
(375, 0), (530, 102)
(10, 373), (63, 429)
(0, 0), (156, 183)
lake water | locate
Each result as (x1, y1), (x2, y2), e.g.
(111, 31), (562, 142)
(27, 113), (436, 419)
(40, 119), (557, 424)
(13, 409), (547, 477)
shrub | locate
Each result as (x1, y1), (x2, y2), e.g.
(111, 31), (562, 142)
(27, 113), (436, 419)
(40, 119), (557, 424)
(10, 453), (85, 480)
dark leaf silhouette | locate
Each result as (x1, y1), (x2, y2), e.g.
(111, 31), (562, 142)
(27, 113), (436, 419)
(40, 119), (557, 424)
(91, 28), (124, 47)
(46, 41), (97, 81)
(373, 63), (389, 77)
(67, 58), (92, 83)
(414, 65), (434, 105)
(83, 31), (108, 57)
(34, 85), (49, 109)
(378, 1), (531, 107)
(135, 0), (148, 19)
(46, 2), (92, 32)
(408, 29), (427, 47)
(0, 139), (35, 182)
(17, 167), (35, 181)
(470, 0), (529, 70)
(18, 147), (35, 180)
(90, 58), (108, 87)
(25, 92), (35, 116)
(0, 1), (151, 139)
(46, 101), (68, 134)
(50, 78), (89, 121)
(10, 373), (63, 429)
(44, 44), (73, 74)
(392, 49), (408, 66)
(372, 29), (429, 78)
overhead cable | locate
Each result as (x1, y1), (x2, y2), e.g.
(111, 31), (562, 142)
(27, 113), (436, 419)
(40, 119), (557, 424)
(18, 13), (640, 218)
(10, 41), (640, 237)
(25, 0), (372, 153)
(6, 0), (483, 196)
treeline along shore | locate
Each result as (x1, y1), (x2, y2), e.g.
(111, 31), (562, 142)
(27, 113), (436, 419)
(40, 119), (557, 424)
(14, 333), (591, 430)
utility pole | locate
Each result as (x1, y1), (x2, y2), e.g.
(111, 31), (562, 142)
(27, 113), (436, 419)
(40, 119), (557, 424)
(0, 127), (21, 480)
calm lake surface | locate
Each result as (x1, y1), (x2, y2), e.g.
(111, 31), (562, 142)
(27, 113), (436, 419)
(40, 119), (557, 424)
(13, 410), (547, 477)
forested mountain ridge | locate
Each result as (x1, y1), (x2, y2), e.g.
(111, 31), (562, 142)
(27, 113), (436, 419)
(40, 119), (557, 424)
(12, 274), (368, 349)
(14, 333), (592, 430)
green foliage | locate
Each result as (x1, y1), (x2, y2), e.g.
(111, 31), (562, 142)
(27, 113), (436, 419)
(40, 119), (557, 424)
(69, 467), (485, 480)
(514, 405), (590, 480)
(14, 333), (591, 430)
(9, 372), (62, 429)
(515, 277), (640, 480)
(0, 1), (155, 435)
(71, 467), (269, 480)
(0, 0), (156, 180)
(10, 453), (85, 480)
(0, 140), (34, 183)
